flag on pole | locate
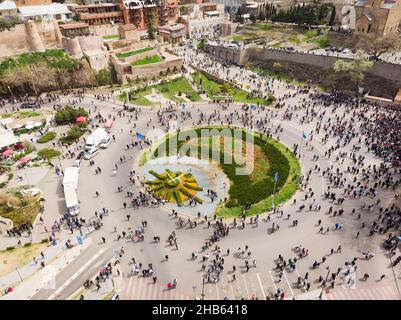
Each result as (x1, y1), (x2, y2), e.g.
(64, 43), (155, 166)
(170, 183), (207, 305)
(136, 132), (145, 140)
(274, 172), (279, 182)
(302, 131), (307, 140)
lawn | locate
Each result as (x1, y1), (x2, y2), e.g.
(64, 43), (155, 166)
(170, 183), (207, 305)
(116, 47), (153, 59)
(233, 33), (256, 42)
(154, 77), (201, 103)
(102, 34), (119, 40)
(192, 71), (275, 106)
(313, 36), (330, 48)
(19, 111), (40, 118)
(149, 127), (300, 218)
(131, 55), (163, 66)
(37, 131), (56, 144)
(0, 201), (42, 228)
(254, 23), (273, 31)
(0, 242), (49, 277)
(121, 77), (200, 106)
(38, 148), (61, 159)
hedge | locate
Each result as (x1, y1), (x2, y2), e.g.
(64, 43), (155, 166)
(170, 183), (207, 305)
(37, 131), (56, 143)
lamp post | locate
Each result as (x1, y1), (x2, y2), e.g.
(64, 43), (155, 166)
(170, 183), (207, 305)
(201, 278), (205, 300)
(192, 285), (196, 300)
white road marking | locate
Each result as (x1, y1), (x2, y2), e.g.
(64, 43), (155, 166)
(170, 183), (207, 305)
(283, 271), (295, 296)
(49, 247), (106, 300)
(256, 273), (267, 299)
(268, 271), (277, 291)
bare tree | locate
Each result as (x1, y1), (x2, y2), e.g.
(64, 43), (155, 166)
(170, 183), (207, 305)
(357, 33), (401, 59)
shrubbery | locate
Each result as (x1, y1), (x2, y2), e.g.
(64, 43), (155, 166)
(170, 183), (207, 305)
(55, 106), (88, 125)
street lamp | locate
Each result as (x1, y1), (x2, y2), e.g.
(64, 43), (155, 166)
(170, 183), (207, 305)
(192, 285), (196, 300)
(201, 278), (205, 300)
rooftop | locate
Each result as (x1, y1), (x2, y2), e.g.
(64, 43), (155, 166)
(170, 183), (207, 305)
(18, 3), (71, 17)
(0, 0), (17, 11)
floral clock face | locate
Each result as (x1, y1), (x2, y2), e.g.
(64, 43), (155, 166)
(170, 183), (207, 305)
(145, 169), (203, 205)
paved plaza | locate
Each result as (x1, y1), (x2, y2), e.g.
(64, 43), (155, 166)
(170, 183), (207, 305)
(0, 40), (400, 301)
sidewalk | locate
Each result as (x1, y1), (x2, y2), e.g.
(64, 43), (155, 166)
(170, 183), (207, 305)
(0, 231), (94, 300)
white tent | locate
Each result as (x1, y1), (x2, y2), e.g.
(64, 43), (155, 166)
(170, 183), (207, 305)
(0, 131), (19, 149)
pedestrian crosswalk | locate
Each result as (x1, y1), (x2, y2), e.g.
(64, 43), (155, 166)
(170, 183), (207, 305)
(324, 283), (401, 300)
(121, 276), (191, 300)
(120, 272), (401, 300)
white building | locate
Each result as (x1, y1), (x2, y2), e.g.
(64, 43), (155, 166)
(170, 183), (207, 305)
(18, 3), (72, 21)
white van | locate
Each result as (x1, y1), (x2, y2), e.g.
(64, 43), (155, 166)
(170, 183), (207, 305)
(84, 147), (99, 160)
(99, 137), (111, 149)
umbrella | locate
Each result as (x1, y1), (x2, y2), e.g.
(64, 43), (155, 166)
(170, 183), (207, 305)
(76, 116), (87, 124)
(105, 119), (113, 129)
(2, 149), (12, 157)
(20, 155), (30, 163)
(25, 124), (34, 130)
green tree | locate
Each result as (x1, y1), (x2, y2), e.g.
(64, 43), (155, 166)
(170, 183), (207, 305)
(250, 13), (257, 23)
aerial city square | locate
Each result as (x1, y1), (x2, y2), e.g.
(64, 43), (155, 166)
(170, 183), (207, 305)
(0, 0), (400, 303)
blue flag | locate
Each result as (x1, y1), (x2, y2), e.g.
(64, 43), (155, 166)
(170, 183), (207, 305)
(302, 131), (307, 139)
(136, 132), (145, 140)
(274, 172), (279, 182)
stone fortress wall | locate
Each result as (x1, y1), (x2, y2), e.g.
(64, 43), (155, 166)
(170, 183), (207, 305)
(204, 43), (401, 98)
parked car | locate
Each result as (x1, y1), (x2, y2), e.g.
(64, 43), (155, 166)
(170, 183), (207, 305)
(99, 137), (111, 149)
(73, 151), (85, 167)
(20, 102), (35, 109)
(84, 147), (99, 160)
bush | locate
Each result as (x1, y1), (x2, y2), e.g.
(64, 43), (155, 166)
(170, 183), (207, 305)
(37, 131), (56, 143)
(41, 238), (49, 243)
(54, 106), (88, 125)
(6, 246), (15, 251)
(38, 148), (61, 159)
(59, 123), (87, 145)
(23, 242), (32, 247)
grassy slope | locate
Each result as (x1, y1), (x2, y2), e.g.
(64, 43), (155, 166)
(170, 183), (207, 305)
(192, 71), (274, 106)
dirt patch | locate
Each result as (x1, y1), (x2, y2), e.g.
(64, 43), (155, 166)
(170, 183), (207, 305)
(0, 242), (48, 277)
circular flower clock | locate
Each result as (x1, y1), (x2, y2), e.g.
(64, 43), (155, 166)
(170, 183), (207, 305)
(145, 169), (204, 205)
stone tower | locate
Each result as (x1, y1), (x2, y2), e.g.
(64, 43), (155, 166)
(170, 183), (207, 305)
(25, 20), (45, 53)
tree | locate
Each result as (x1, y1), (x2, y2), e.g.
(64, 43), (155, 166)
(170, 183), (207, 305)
(333, 50), (373, 97)
(358, 33), (401, 59)
(250, 14), (257, 23)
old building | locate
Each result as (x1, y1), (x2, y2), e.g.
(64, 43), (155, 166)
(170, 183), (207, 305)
(18, 3), (72, 21)
(158, 22), (186, 43)
(69, 3), (124, 25)
(121, 0), (179, 30)
(59, 22), (90, 37)
(0, 0), (18, 18)
(118, 23), (140, 40)
(355, 0), (401, 36)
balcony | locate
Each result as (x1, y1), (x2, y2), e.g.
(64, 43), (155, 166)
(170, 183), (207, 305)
(80, 11), (123, 20)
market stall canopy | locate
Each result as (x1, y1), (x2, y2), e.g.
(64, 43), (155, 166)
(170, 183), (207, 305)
(76, 116), (87, 124)
(25, 124), (34, 130)
(20, 155), (30, 163)
(34, 122), (43, 127)
(13, 124), (23, 129)
(2, 149), (12, 157)
(105, 119), (113, 128)
(0, 131), (19, 149)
